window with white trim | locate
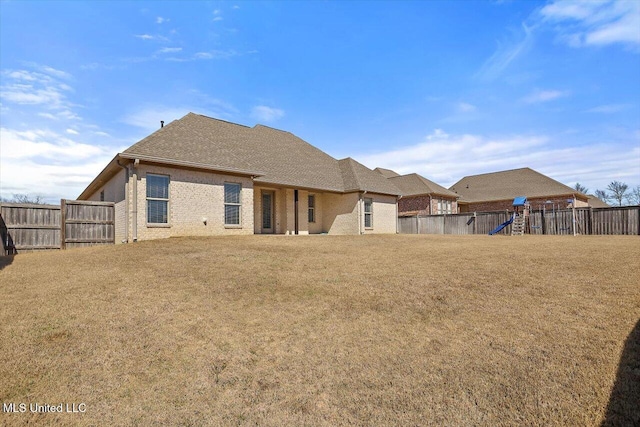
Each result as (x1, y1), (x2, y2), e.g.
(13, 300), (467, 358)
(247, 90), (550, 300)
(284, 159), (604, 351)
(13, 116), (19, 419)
(364, 197), (373, 228)
(147, 174), (169, 224)
(224, 183), (241, 226)
(438, 199), (452, 214)
(308, 195), (315, 223)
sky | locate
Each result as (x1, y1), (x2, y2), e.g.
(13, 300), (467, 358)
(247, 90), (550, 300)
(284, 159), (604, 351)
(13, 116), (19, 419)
(1, 0), (639, 203)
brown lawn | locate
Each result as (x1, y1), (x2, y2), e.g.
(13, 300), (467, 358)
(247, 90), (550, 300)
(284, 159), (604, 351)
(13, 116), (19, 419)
(0, 235), (638, 426)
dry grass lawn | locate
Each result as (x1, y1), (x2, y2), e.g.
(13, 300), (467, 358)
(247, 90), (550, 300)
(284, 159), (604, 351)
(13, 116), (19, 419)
(1, 235), (639, 426)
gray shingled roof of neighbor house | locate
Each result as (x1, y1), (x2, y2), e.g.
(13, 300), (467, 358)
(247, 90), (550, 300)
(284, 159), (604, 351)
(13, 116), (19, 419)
(449, 167), (588, 203)
(587, 195), (610, 208)
(123, 113), (400, 195)
(373, 167), (401, 179)
(338, 158), (401, 195)
(387, 173), (459, 198)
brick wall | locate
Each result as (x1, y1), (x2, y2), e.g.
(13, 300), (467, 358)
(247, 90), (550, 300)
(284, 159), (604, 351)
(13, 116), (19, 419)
(460, 195), (590, 213)
(399, 195), (458, 215)
(364, 193), (397, 234)
(132, 164), (254, 240)
(322, 192), (360, 235)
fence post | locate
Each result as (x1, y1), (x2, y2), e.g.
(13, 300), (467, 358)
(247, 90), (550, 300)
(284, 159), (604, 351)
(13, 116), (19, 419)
(60, 199), (66, 250)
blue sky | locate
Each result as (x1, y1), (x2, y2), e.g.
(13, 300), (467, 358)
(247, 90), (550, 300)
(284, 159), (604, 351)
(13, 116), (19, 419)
(1, 0), (639, 202)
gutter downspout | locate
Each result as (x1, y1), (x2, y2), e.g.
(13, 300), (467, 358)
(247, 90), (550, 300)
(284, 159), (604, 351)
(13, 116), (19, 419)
(429, 194), (432, 215)
(572, 193), (577, 236)
(357, 192), (363, 235)
(360, 191), (367, 235)
(132, 159), (140, 242)
(294, 189), (299, 235)
(116, 159), (130, 243)
(396, 195), (401, 234)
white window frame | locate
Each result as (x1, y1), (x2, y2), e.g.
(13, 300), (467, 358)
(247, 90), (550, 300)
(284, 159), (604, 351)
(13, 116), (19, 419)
(146, 173), (170, 226)
(364, 197), (373, 229)
(308, 194), (316, 223)
(224, 182), (242, 227)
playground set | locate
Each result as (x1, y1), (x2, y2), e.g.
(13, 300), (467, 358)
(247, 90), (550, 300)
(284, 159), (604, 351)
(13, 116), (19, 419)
(489, 196), (580, 236)
(488, 197), (527, 236)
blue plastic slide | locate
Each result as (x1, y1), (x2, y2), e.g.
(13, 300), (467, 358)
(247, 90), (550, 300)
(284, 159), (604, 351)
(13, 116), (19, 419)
(489, 214), (515, 235)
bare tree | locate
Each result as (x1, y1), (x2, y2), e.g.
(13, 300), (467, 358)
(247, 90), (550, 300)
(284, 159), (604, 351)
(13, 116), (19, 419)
(594, 189), (609, 203)
(574, 183), (588, 194)
(10, 194), (45, 204)
(606, 181), (629, 206)
(628, 185), (640, 206)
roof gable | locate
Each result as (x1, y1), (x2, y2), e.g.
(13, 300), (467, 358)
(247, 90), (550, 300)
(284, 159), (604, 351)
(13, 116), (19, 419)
(374, 167), (401, 178)
(338, 158), (400, 196)
(389, 173), (458, 198)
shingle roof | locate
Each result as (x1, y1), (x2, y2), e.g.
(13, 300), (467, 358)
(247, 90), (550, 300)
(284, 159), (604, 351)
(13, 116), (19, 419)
(338, 158), (401, 195)
(449, 167), (588, 203)
(374, 167), (400, 178)
(388, 173), (458, 198)
(587, 195), (610, 208)
(123, 113), (399, 195)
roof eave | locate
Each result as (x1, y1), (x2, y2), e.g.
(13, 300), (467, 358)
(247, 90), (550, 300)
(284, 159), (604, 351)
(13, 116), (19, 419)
(119, 153), (265, 177)
(77, 154), (123, 200)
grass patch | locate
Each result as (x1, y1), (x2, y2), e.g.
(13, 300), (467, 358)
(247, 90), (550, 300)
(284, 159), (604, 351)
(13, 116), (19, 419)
(1, 235), (638, 426)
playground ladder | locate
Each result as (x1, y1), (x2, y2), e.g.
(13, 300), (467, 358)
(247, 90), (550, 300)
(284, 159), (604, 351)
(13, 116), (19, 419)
(511, 215), (526, 236)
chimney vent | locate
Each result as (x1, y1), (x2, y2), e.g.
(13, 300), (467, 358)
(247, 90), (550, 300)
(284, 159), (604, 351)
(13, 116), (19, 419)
(160, 120), (164, 128)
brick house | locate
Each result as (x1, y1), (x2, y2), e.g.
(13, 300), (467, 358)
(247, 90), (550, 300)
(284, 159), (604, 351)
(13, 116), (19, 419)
(78, 113), (400, 242)
(448, 167), (590, 213)
(374, 168), (459, 215)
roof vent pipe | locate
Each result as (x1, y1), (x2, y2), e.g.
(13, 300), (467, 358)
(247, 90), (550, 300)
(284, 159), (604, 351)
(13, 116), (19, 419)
(160, 120), (164, 128)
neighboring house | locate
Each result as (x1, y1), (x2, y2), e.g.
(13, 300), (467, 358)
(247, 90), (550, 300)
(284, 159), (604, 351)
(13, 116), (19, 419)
(586, 195), (610, 208)
(374, 168), (459, 215)
(78, 113), (400, 243)
(449, 167), (590, 213)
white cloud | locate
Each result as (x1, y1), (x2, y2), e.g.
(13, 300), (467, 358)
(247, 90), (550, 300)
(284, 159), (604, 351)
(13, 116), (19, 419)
(0, 128), (102, 160)
(0, 127), (122, 201)
(540, 0), (640, 48)
(475, 23), (533, 80)
(457, 102), (477, 113)
(158, 47), (183, 54)
(194, 52), (213, 59)
(156, 16), (168, 24)
(0, 68), (78, 113)
(66, 128), (79, 135)
(251, 105), (285, 122)
(586, 104), (632, 113)
(354, 128), (640, 191)
(522, 89), (568, 104)
(213, 9), (221, 15)
(194, 50), (238, 60)
(39, 65), (72, 79)
(213, 16), (224, 22)
(135, 34), (154, 40)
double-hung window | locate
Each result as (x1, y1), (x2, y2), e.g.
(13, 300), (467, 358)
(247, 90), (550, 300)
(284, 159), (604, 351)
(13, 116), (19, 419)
(147, 174), (169, 224)
(308, 195), (315, 223)
(224, 183), (241, 226)
(364, 198), (373, 228)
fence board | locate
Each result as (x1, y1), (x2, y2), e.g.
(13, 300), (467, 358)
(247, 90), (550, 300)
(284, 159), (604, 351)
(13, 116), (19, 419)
(397, 206), (640, 236)
(1, 200), (115, 255)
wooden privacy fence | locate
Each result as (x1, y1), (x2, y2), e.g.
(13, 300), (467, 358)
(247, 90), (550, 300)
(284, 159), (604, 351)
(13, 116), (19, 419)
(399, 206), (640, 236)
(1, 200), (115, 255)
